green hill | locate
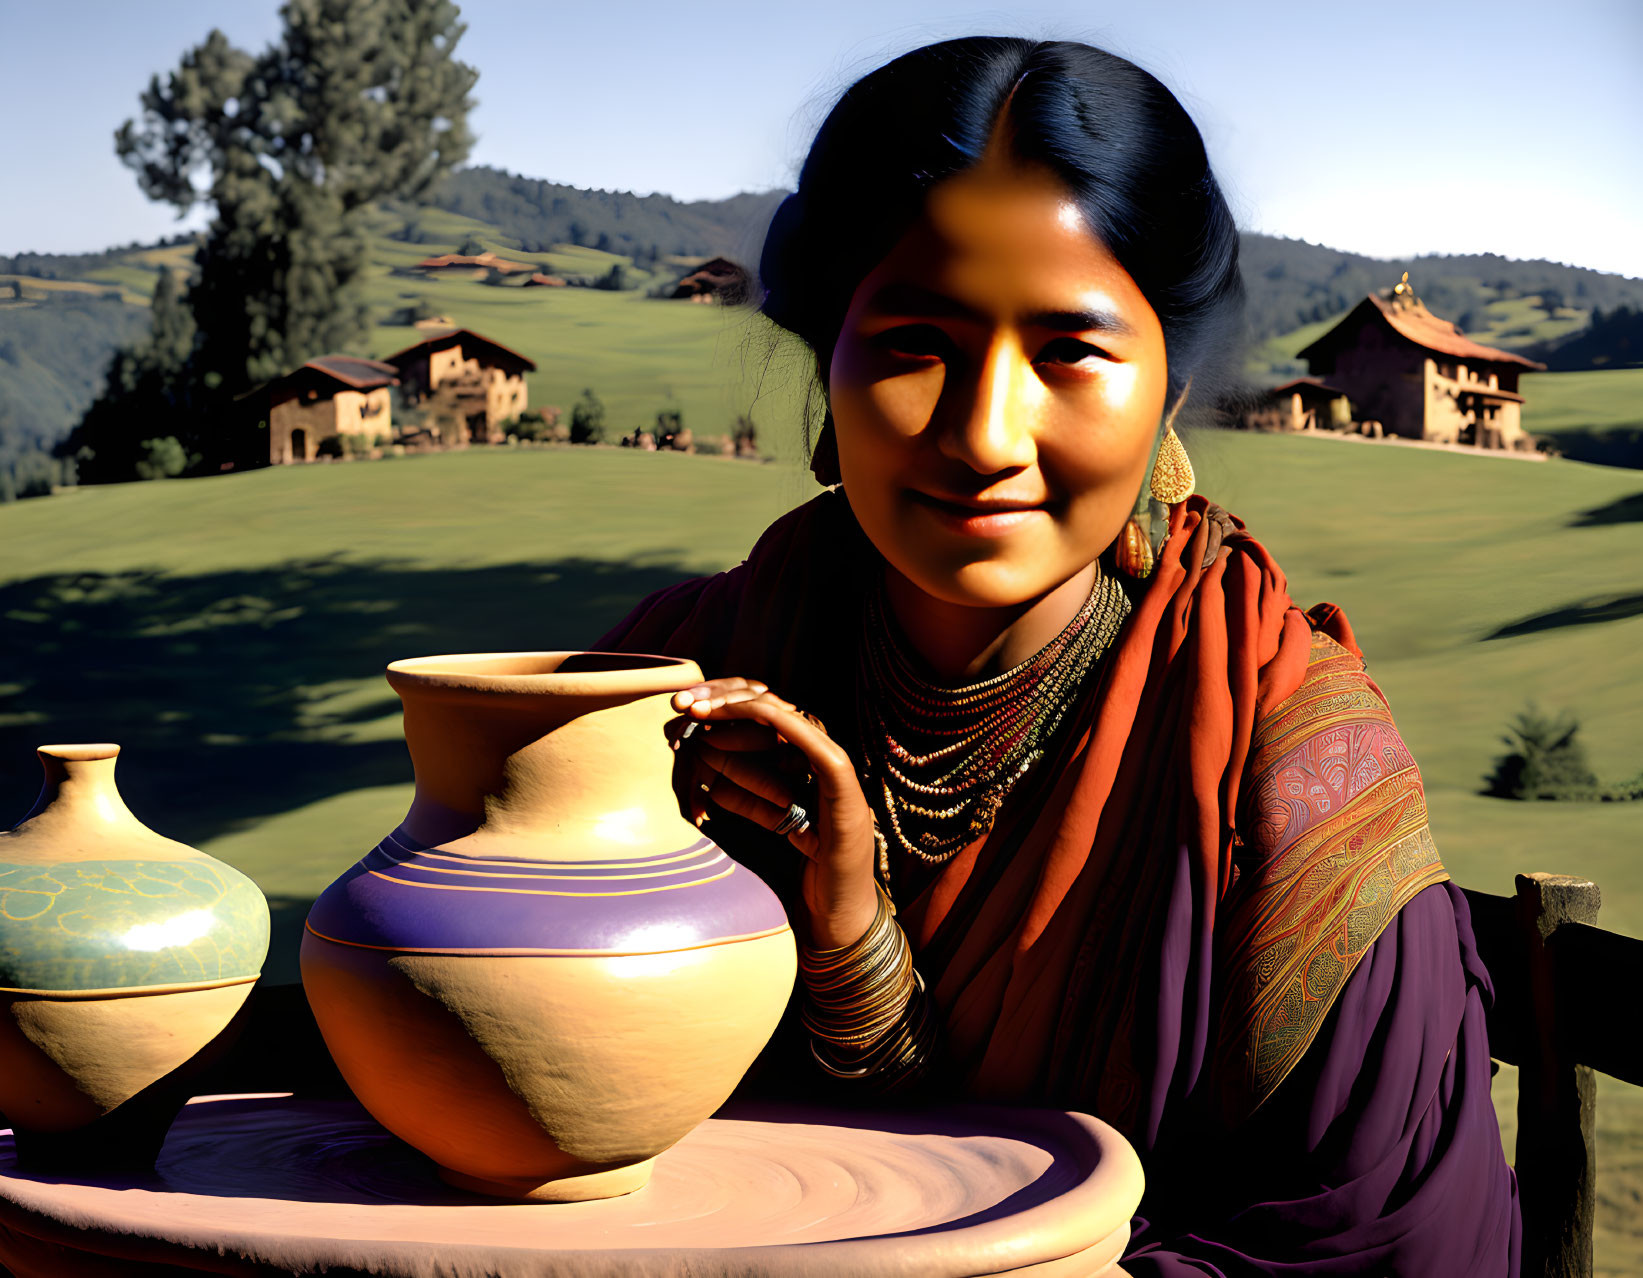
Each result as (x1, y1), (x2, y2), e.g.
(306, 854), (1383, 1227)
(352, 202), (812, 455)
(2, 436), (1639, 940)
(3, 434), (1642, 1268)
(0, 296), (150, 467)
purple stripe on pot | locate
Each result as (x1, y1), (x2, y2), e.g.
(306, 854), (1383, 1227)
(307, 836), (792, 954)
(369, 841), (727, 884)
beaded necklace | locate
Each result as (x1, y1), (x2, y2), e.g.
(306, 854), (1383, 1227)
(856, 567), (1131, 891)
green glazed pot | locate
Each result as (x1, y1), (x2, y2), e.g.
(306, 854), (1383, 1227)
(0, 744), (270, 1169)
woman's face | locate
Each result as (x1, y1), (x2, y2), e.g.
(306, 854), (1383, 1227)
(828, 152), (1169, 610)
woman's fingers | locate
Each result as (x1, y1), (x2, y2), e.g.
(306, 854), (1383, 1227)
(694, 758), (823, 862)
(673, 680), (803, 720)
(690, 697), (855, 801)
(672, 719), (785, 753)
(672, 677), (773, 714)
(692, 737), (804, 811)
(678, 749), (717, 827)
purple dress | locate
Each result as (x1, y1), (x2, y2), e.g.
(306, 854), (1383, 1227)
(1124, 882), (1519, 1275)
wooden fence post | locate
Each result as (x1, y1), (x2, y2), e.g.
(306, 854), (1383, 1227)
(1515, 872), (1601, 1278)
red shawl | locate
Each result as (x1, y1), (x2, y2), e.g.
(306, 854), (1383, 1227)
(599, 489), (1447, 1138)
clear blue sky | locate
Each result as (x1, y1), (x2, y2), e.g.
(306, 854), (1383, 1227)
(2, 0), (1639, 277)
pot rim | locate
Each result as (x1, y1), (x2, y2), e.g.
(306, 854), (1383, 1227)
(385, 651), (704, 699)
(37, 744), (121, 762)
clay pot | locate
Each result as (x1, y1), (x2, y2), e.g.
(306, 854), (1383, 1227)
(0, 744), (270, 1169)
(301, 653), (798, 1202)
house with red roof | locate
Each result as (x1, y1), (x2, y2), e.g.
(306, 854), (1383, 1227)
(384, 328), (536, 446)
(1298, 275), (1545, 449)
(266, 356), (398, 464)
(668, 256), (751, 304)
(413, 251), (536, 279)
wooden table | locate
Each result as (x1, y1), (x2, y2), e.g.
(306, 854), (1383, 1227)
(0, 1093), (1142, 1276)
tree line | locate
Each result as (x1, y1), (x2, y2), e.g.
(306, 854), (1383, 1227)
(423, 168), (785, 265)
(49, 0), (478, 488)
(0, 234), (194, 281)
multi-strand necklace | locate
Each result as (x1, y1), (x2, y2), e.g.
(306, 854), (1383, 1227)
(856, 568), (1131, 890)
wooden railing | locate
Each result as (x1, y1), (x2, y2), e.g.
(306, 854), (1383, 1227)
(1463, 873), (1643, 1278)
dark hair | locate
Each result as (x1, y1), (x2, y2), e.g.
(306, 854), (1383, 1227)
(759, 37), (1245, 452)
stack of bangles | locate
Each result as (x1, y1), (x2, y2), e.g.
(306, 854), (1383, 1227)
(798, 882), (940, 1093)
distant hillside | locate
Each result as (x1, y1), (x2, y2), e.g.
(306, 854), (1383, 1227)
(430, 168), (1643, 349)
(425, 167), (785, 264)
(0, 295), (150, 466)
(1, 235), (195, 285)
(1529, 305), (1643, 371)
(6, 171), (1643, 476)
(1238, 236), (1643, 347)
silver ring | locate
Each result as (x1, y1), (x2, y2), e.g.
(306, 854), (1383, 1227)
(773, 803), (809, 837)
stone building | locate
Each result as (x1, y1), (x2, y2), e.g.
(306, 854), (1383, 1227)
(1298, 275), (1544, 449)
(266, 356), (397, 464)
(385, 328), (536, 445)
(1240, 377), (1353, 433)
(669, 256), (751, 304)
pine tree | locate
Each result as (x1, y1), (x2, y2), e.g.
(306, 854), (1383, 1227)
(62, 266), (199, 482)
(79, 0), (478, 477)
(1484, 704), (1601, 801)
(570, 389), (606, 445)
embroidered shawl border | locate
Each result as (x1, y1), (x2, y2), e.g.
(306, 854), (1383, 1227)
(1217, 630), (1450, 1117)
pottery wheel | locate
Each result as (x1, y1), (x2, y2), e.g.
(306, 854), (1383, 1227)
(0, 1093), (1142, 1277)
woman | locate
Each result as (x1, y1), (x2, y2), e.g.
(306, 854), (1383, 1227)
(601, 38), (1518, 1275)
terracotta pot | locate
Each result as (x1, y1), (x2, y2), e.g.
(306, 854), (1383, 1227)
(0, 744), (270, 1169)
(301, 652), (798, 1202)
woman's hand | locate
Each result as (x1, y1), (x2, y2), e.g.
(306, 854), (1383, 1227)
(670, 678), (879, 950)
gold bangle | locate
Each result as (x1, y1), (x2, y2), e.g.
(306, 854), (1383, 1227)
(800, 888), (917, 1046)
(808, 970), (939, 1089)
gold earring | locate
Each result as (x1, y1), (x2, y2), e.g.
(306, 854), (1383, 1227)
(1149, 378), (1195, 505)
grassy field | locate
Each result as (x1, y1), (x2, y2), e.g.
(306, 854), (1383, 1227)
(1520, 368), (1643, 469)
(6, 433), (1637, 915)
(1464, 293), (1589, 349)
(1522, 368), (1643, 433)
(353, 204), (811, 454)
(0, 274), (147, 307)
(5, 394), (1643, 1266)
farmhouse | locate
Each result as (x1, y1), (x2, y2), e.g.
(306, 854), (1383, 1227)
(1298, 276), (1545, 449)
(413, 251), (535, 279)
(524, 272), (567, 288)
(266, 356), (397, 464)
(1240, 377), (1353, 433)
(385, 328), (536, 445)
(669, 256), (751, 304)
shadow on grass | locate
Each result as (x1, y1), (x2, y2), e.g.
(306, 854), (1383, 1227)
(267, 896), (318, 985)
(1540, 427), (1643, 471)
(1571, 492), (1643, 526)
(1485, 592), (1643, 640)
(1, 556), (701, 850)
